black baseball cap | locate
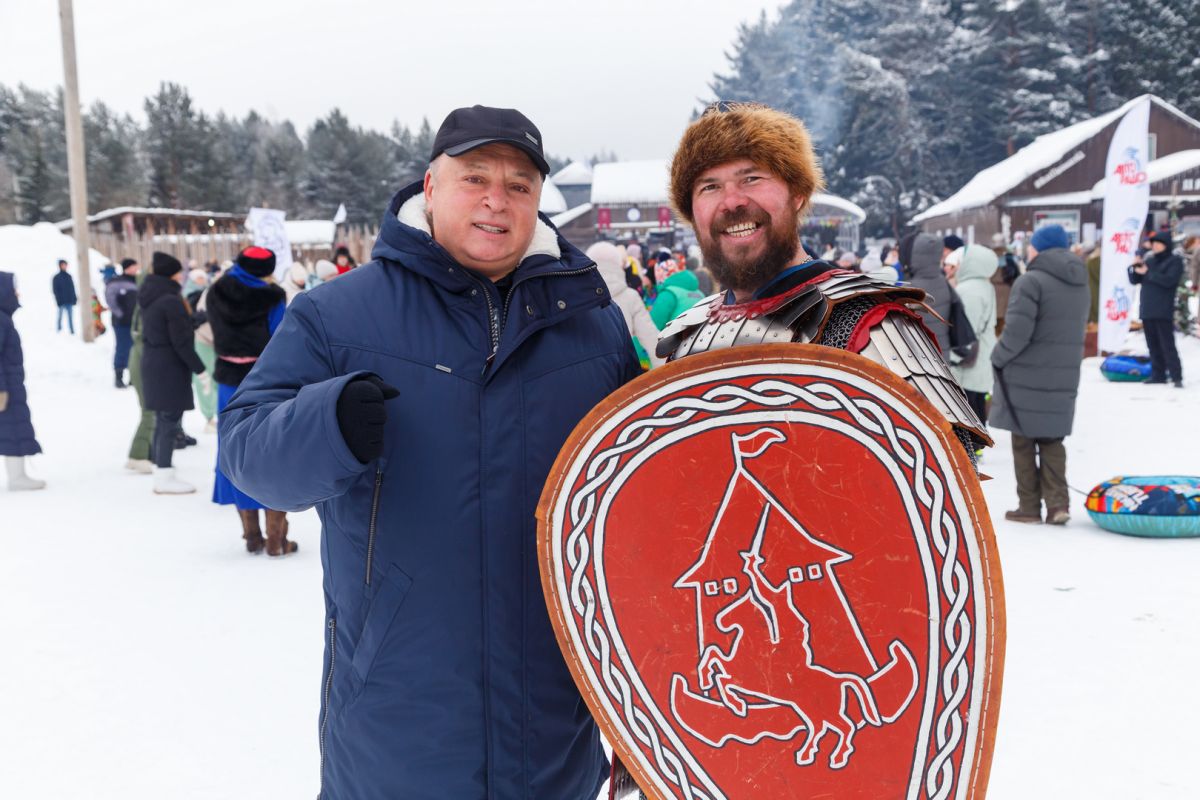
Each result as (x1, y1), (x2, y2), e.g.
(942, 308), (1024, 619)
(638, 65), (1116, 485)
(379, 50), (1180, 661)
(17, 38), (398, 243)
(431, 105), (550, 176)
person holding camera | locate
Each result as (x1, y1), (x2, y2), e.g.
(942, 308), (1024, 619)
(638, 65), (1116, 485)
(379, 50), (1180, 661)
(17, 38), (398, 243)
(1129, 230), (1183, 387)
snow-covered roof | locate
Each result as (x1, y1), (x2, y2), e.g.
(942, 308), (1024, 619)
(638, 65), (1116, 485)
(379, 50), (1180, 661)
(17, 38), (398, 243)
(551, 161), (594, 186)
(1003, 192), (1096, 208)
(55, 206), (241, 230)
(913, 95), (1200, 222)
(550, 202), (593, 228)
(538, 179), (568, 214)
(810, 192), (866, 223)
(283, 220), (336, 245)
(591, 160), (671, 205)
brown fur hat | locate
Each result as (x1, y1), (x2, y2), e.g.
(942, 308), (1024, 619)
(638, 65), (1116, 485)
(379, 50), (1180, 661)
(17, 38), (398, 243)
(669, 102), (825, 224)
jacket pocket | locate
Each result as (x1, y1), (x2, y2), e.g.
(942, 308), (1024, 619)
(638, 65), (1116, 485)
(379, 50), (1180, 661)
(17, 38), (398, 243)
(351, 563), (413, 686)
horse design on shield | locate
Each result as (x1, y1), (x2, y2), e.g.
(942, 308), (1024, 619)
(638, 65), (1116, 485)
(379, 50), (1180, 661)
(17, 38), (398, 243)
(669, 427), (919, 770)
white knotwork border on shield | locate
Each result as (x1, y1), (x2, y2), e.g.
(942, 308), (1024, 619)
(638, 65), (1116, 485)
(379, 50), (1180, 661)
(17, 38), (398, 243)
(554, 370), (978, 800)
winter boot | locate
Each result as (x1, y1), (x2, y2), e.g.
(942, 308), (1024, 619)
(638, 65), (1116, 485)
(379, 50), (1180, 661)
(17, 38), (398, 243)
(125, 458), (153, 474)
(173, 431), (198, 450)
(153, 467), (196, 495)
(1046, 506), (1071, 525)
(265, 510), (297, 557)
(115, 369), (127, 389)
(239, 509), (265, 554)
(5, 456), (46, 491)
(1004, 508), (1042, 524)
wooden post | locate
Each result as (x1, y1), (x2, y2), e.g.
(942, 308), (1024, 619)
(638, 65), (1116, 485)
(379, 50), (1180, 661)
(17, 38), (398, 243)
(58, 0), (94, 343)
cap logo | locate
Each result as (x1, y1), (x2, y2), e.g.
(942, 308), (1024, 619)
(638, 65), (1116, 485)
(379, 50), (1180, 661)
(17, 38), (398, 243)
(525, 131), (539, 145)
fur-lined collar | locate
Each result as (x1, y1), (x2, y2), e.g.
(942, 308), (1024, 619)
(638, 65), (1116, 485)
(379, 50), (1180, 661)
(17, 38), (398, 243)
(397, 193), (561, 263)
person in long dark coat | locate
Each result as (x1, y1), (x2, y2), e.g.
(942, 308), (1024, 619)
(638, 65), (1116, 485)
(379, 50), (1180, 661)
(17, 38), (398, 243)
(1129, 229), (1184, 386)
(991, 225), (1089, 525)
(0, 272), (45, 490)
(205, 246), (294, 555)
(138, 252), (206, 494)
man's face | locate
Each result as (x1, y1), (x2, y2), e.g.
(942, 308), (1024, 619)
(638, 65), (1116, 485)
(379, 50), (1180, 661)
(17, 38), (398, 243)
(424, 143), (542, 280)
(335, 254), (349, 266)
(126, 263), (140, 276)
(1151, 241), (1167, 254)
(690, 158), (804, 296)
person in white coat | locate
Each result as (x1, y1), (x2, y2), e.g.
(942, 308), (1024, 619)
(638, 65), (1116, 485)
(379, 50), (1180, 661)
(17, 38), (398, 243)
(949, 244), (997, 427)
(587, 241), (663, 369)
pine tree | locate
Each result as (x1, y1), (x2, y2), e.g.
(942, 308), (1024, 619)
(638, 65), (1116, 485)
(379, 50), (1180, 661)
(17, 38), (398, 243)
(84, 101), (145, 210)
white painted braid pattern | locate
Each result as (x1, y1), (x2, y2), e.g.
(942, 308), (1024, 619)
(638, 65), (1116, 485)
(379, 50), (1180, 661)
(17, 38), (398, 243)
(562, 377), (973, 800)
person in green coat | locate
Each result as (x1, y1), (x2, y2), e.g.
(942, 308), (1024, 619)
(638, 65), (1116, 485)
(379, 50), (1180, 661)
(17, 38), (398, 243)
(650, 260), (705, 329)
(125, 272), (155, 474)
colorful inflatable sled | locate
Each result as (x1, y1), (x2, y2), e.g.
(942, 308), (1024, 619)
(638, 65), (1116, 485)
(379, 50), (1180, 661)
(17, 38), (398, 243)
(1086, 476), (1200, 538)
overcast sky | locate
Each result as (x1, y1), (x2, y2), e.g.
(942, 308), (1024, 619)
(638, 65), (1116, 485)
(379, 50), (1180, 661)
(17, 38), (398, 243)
(0, 0), (783, 163)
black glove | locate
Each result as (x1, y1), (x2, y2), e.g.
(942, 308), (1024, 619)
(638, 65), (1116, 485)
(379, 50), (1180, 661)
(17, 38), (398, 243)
(336, 375), (400, 464)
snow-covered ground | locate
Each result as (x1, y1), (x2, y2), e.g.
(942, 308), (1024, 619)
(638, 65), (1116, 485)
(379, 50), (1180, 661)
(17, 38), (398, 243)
(2, 224), (1198, 798)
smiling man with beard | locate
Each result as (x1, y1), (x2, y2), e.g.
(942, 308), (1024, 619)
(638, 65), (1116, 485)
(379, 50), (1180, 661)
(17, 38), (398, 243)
(657, 101), (988, 460)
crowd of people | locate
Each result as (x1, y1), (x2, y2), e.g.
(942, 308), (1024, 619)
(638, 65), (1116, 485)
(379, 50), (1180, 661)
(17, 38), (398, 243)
(1, 97), (1197, 800)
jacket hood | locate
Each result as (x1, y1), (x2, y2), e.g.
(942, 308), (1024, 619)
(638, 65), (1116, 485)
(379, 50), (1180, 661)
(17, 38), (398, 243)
(371, 181), (596, 288)
(908, 233), (944, 278)
(661, 270), (699, 291)
(958, 244), (997, 283)
(1030, 246), (1087, 286)
(0, 272), (19, 315)
(586, 241), (630, 296)
(138, 273), (182, 308)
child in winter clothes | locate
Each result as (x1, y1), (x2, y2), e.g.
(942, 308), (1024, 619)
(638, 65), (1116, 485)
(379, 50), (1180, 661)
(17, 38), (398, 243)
(205, 247), (295, 555)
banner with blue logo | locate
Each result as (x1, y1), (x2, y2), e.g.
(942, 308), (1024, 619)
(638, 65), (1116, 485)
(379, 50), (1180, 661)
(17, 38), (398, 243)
(1098, 98), (1150, 353)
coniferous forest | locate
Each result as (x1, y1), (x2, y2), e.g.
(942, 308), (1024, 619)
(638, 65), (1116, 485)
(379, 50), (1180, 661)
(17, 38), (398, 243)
(2, 0), (1198, 235)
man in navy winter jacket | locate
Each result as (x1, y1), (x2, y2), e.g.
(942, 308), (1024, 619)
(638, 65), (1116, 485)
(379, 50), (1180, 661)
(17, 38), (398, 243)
(220, 106), (640, 799)
(52, 260), (77, 334)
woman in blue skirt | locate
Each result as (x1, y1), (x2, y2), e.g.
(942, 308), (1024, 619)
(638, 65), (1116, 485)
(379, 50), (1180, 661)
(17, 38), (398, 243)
(205, 247), (295, 555)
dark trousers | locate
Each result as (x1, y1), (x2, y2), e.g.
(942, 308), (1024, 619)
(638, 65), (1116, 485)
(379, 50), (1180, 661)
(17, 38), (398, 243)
(1142, 318), (1182, 382)
(964, 390), (989, 426)
(151, 411), (183, 469)
(113, 324), (133, 371)
(1012, 434), (1068, 512)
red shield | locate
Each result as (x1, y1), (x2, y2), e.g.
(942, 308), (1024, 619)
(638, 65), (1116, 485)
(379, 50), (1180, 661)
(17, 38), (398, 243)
(538, 345), (1005, 800)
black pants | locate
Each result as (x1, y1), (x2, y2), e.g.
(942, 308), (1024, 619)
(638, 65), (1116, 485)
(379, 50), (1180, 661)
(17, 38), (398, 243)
(964, 390), (988, 426)
(1142, 318), (1182, 382)
(152, 411), (183, 469)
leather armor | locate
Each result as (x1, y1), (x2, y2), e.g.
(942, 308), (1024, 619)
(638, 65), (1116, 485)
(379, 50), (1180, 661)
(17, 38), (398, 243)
(656, 268), (991, 450)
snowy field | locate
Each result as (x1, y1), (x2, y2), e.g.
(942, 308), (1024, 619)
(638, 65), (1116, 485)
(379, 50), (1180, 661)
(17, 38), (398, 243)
(2, 224), (1199, 799)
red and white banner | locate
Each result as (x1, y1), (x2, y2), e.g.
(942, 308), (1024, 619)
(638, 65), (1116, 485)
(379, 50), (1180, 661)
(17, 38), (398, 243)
(1098, 99), (1150, 353)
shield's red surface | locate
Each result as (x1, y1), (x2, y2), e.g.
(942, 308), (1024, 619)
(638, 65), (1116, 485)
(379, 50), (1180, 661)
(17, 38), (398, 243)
(538, 345), (1004, 800)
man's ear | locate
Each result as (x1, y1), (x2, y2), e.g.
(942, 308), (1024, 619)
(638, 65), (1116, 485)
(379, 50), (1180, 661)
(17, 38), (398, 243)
(423, 169), (435, 204)
(793, 194), (808, 217)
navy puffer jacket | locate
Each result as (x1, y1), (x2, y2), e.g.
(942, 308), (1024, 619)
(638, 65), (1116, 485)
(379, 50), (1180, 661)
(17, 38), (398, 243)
(220, 182), (639, 799)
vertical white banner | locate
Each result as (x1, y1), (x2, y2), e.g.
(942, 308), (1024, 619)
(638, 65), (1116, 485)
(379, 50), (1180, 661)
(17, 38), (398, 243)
(245, 207), (294, 282)
(1098, 99), (1151, 352)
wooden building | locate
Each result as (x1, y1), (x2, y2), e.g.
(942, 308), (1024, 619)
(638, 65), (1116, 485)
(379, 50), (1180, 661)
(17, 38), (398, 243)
(913, 95), (1200, 244)
(56, 206), (243, 237)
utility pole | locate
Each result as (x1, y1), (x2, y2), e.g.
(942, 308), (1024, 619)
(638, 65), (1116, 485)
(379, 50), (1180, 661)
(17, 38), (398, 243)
(58, 0), (94, 343)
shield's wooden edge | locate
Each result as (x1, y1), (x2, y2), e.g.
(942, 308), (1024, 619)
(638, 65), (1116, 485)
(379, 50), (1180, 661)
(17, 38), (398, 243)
(536, 343), (1006, 800)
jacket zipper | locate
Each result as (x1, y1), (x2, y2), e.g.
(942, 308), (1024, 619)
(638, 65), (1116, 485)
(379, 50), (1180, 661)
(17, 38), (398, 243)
(476, 264), (600, 376)
(318, 617), (337, 797)
(364, 467), (384, 586)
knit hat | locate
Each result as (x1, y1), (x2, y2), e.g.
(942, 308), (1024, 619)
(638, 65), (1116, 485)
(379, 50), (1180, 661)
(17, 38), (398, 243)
(669, 101), (825, 224)
(1147, 229), (1173, 249)
(334, 245), (352, 259)
(943, 234), (965, 251)
(120, 257), (138, 271)
(237, 246), (276, 278)
(151, 251), (183, 277)
(1030, 224), (1069, 252)
(315, 259), (338, 281)
(655, 258), (685, 284)
(188, 268), (208, 287)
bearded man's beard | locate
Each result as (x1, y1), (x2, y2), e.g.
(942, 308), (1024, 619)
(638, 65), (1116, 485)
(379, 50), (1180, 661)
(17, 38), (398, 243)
(699, 205), (801, 297)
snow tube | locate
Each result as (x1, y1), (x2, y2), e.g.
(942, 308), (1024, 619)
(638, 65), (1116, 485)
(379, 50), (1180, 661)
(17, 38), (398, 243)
(1085, 476), (1200, 538)
(1100, 354), (1152, 382)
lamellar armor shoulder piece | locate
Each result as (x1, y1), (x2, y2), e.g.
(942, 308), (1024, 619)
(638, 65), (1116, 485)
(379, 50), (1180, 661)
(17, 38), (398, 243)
(656, 267), (990, 449)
